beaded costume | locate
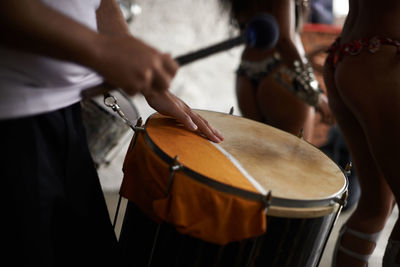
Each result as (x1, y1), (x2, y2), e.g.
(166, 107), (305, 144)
(237, 53), (322, 108)
(327, 36), (400, 68)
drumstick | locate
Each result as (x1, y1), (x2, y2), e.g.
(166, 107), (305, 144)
(175, 13), (279, 66)
(82, 13), (279, 98)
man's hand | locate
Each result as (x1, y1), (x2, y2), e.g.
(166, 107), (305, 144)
(93, 35), (179, 96)
(93, 1), (224, 142)
(143, 90), (224, 143)
(94, 0), (179, 96)
(93, 34), (225, 143)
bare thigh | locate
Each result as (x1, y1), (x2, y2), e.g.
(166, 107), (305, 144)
(323, 57), (394, 231)
(334, 47), (400, 200)
(236, 75), (264, 122)
(255, 73), (315, 140)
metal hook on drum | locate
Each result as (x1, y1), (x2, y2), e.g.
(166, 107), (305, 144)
(103, 93), (144, 132)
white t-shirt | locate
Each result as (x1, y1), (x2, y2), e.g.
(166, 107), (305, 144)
(0, 0), (104, 119)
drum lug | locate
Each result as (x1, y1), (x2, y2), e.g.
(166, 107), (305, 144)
(263, 191), (273, 213)
(133, 126), (145, 132)
(166, 156), (183, 196)
(170, 155), (183, 172)
(344, 162), (352, 176)
(333, 190), (348, 207)
(135, 117), (143, 127)
(229, 106), (234, 115)
(132, 117), (145, 132)
(297, 128), (304, 139)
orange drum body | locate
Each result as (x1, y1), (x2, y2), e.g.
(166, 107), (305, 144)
(119, 110), (347, 267)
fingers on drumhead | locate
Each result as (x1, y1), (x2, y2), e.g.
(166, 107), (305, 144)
(189, 112), (223, 143)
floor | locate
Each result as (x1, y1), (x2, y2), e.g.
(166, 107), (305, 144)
(95, 1), (398, 265)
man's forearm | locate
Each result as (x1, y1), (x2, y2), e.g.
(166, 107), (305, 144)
(96, 0), (131, 36)
(0, 1), (102, 68)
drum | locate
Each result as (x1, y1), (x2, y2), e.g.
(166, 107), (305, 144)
(81, 89), (139, 168)
(118, 110), (347, 267)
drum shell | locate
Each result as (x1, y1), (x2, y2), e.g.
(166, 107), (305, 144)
(119, 201), (338, 267)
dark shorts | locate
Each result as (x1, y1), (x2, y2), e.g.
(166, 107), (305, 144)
(0, 103), (120, 266)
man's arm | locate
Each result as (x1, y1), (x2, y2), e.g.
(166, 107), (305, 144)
(95, 0), (223, 142)
(0, 1), (100, 67)
(0, 0), (223, 142)
(0, 0), (167, 95)
(96, 0), (131, 36)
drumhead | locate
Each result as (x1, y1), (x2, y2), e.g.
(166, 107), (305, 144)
(144, 110), (347, 217)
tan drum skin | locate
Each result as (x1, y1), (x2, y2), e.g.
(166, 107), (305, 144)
(195, 110), (347, 218)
